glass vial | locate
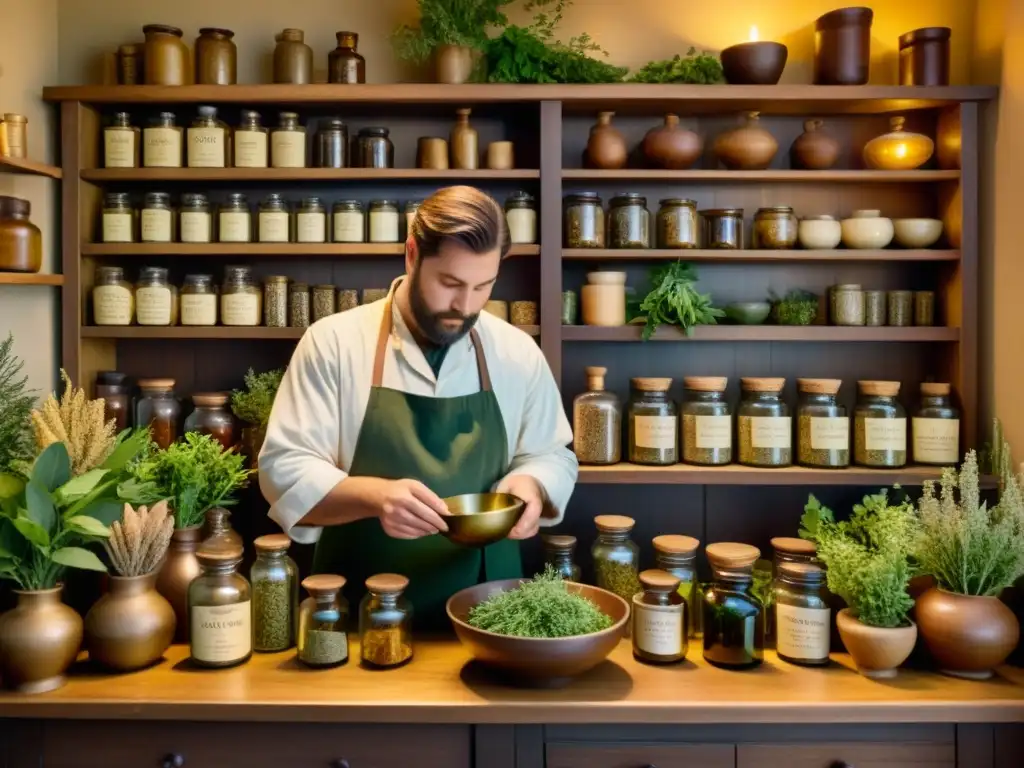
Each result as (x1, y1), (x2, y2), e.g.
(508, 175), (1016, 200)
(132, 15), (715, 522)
(140, 192), (173, 243)
(628, 377), (677, 465)
(541, 534), (581, 582)
(251, 534), (299, 653)
(854, 380), (907, 468)
(774, 563), (831, 667)
(104, 112), (139, 168)
(271, 111), (306, 168)
(102, 192), (134, 243)
(298, 574), (349, 668)
(737, 377), (792, 468)
(359, 573), (413, 668)
(219, 193), (252, 243)
(633, 570), (687, 664)
(233, 110), (268, 168)
(572, 366), (621, 465)
(297, 197), (327, 243)
(143, 112), (182, 167)
(680, 376), (732, 466)
(653, 535), (700, 639)
(258, 193), (291, 243)
(179, 193), (212, 243)
(188, 106), (227, 168)
(913, 382), (959, 466)
(92, 265), (134, 325)
(135, 266), (178, 326)
(189, 546), (252, 669)
(332, 200), (365, 243)
(796, 378), (849, 469)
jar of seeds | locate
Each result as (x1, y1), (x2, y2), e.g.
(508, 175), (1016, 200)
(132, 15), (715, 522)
(337, 289), (359, 312)
(296, 197), (326, 243)
(737, 377), (791, 467)
(510, 300), (538, 326)
(865, 289), (886, 326)
(592, 515), (641, 609)
(914, 290), (935, 326)
(180, 274), (217, 326)
(179, 193), (212, 243)
(264, 276), (288, 327)
(542, 534), (581, 581)
(359, 573), (413, 668)
(656, 198), (698, 248)
(628, 377), (677, 465)
(572, 366), (621, 465)
(853, 380), (907, 468)
(912, 382), (959, 466)
(289, 281), (310, 328)
(700, 208), (743, 249)
(312, 285), (336, 322)
(888, 290), (913, 327)
(752, 206), (798, 249)
(298, 575), (349, 668)
(564, 192), (604, 248)
(796, 378), (849, 468)
(608, 193), (650, 248)
(251, 534), (298, 653)
(680, 376), (732, 466)
(258, 193), (291, 243)
(833, 284), (865, 326)
(653, 535), (700, 639)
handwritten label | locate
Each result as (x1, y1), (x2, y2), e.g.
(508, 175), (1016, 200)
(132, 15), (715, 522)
(810, 417), (849, 451)
(140, 208), (172, 243)
(633, 596), (684, 657)
(695, 415), (732, 449)
(634, 415), (677, 450)
(751, 416), (792, 449)
(864, 418), (907, 452)
(913, 418), (959, 464)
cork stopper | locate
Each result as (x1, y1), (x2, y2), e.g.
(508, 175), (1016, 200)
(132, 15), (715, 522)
(741, 377), (785, 393)
(138, 378), (175, 390)
(798, 378), (841, 395)
(303, 574), (346, 595)
(632, 377), (672, 393)
(192, 391), (230, 407)
(921, 382), (951, 397)
(542, 534), (577, 550)
(684, 376), (727, 392)
(585, 366), (607, 391)
(594, 514), (635, 533)
(778, 562), (825, 583)
(639, 569), (681, 591)
(653, 534), (700, 556)
(706, 542), (760, 570)
(365, 573), (409, 594)
(771, 536), (818, 556)
(858, 380), (901, 397)
(196, 543), (243, 566)
(254, 533), (291, 553)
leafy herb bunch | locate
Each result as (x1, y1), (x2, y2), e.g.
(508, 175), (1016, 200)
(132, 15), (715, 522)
(630, 49), (724, 84)
(771, 289), (819, 326)
(231, 367), (285, 430)
(393, 0), (513, 63)
(637, 261), (723, 340)
(0, 333), (35, 476)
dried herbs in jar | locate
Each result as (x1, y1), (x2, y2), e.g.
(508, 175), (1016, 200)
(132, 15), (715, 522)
(628, 377), (677, 465)
(251, 534), (299, 652)
(853, 380), (907, 468)
(795, 378), (849, 468)
(572, 366), (621, 465)
(737, 377), (791, 467)
(680, 376), (731, 466)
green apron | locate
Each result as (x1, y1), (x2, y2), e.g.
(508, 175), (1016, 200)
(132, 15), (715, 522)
(312, 294), (522, 629)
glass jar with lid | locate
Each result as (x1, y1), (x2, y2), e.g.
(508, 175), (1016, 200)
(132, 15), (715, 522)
(359, 573), (413, 668)
(315, 119), (348, 168)
(652, 535), (700, 639)
(332, 200), (365, 243)
(773, 563), (831, 667)
(143, 112), (182, 167)
(357, 127), (394, 168)
(264, 275), (289, 328)
(180, 273), (217, 326)
(796, 378), (849, 468)
(251, 534), (299, 653)
(313, 285), (336, 322)
(591, 515), (641, 606)
(271, 111), (306, 168)
(541, 534), (581, 582)
(188, 545), (252, 669)
(752, 206), (798, 249)
(700, 208), (744, 249)
(135, 266), (178, 326)
(628, 377), (677, 465)
(140, 192), (174, 243)
(289, 282), (311, 328)
(187, 105), (227, 168)
(102, 192), (134, 243)
(135, 378), (181, 449)
(656, 198), (698, 248)
(766, 536), (818, 647)
(737, 377), (791, 468)
(103, 111), (139, 168)
(633, 570), (687, 665)
(368, 200), (400, 243)
(833, 284), (866, 326)
(564, 193), (605, 248)
(853, 380), (907, 468)
(680, 376), (732, 466)
(608, 193), (650, 248)
(221, 265), (262, 326)
(92, 265), (135, 326)
(298, 574), (349, 668)
(404, 201), (422, 238)
(184, 392), (235, 450)
(572, 366), (621, 465)
(258, 193), (291, 243)
(702, 542), (764, 669)
(297, 197), (327, 243)
(234, 110), (268, 168)
(505, 192), (537, 245)
(179, 193), (212, 243)
(913, 382), (959, 466)
(95, 371), (130, 432)
(219, 193), (252, 243)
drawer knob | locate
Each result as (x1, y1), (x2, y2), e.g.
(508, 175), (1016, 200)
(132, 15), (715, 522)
(162, 755), (185, 768)
(330, 761), (351, 768)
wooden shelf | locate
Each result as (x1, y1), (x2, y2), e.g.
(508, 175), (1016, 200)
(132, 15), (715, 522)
(0, 273), (64, 286)
(0, 155), (62, 179)
(562, 249), (960, 263)
(562, 325), (960, 342)
(82, 243), (540, 257)
(81, 325), (540, 340)
(81, 168), (539, 182)
(562, 169), (961, 182)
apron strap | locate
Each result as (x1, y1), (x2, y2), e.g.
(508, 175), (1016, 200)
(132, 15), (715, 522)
(372, 294), (492, 392)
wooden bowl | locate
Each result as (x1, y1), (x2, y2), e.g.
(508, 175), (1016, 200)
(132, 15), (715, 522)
(441, 493), (525, 547)
(721, 41), (788, 85)
(446, 579), (629, 684)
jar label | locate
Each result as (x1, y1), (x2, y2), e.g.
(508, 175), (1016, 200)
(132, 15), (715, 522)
(191, 601), (252, 663)
(181, 294), (217, 326)
(187, 126), (226, 168)
(219, 211), (251, 242)
(221, 293), (260, 326)
(810, 417), (850, 450)
(180, 211), (212, 243)
(695, 415), (731, 449)
(142, 126), (182, 167)
(136, 286), (172, 325)
(333, 211), (364, 243)
(140, 208), (172, 242)
(234, 130), (268, 168)
(506, 208), (537, 245)
(369, 211), (400, 243)
(634, 415), (676, 450)
(632, 596), (684, 657)
(104, 129), (136, 168)
(93, 285), (133, 325)
(913, 418), (959, 464)
(297, 212), (326, 243)
(865, 418), (907, 452)
(259, 211), (290, 243)
(751, 416), (792, 449)
(271, 130), (306, 168)
(102, 212), (133, 243)
(776, 603), (830, 661)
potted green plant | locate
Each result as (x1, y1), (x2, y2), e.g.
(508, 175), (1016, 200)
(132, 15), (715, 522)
(914, 449), (1024, 679)
(231, 367), (284, 470)
(800, 491), (918, 678)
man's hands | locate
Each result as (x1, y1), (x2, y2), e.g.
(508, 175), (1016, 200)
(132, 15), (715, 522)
(497, 474), (545, 540)
(377, 478), (450, 539)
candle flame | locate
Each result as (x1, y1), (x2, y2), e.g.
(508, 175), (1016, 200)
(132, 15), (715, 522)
(749, 25), (759, 42)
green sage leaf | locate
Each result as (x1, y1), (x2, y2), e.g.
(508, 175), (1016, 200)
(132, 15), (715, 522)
(51, 546), (107, 572)
(65, 515), (112, 538)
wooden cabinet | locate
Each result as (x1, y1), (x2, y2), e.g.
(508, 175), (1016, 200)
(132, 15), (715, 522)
(737, 742), (955, 768)
(546, 742), (734, 768)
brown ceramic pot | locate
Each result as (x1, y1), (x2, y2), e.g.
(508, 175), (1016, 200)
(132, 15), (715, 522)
(585, 111), (628, 170)
(450, 108), (479, 170)
(0, 196), (43, 273)
(84, 572), (176, 671)
(273, 29), (313, 84)
(835, 608), (917, 679)
(416, 137), (449, 170)
(143, 24), (191, 86)
(915, 587), (1020, 679)
(642, 114), (702, 170)
(713, 111), (778, 171)
(156, 526), (202, 643)
(194, 27), (237, 85)
(435, 45), (474, 84)
(790, 119), (840, 170)
(0, 587), (83, 694)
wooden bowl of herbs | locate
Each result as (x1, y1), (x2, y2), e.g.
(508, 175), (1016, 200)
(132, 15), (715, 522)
(446, 568), (629, 684)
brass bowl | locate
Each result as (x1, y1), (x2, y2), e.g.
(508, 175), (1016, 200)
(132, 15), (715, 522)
(442, 492), (525, 547)
(446, 579), (629, 684)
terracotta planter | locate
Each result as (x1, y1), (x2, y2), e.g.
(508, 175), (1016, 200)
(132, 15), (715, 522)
(836, 608), (916, 679)
(713, 111), (778, 171)
(434, 45), (473, 84)
(642, 114), (702, 170)
(156, 526), (202, 643)
(915, 587), (1020, 679)
(85, 572), (176, 671)
(0, 586), (83, 693)
(790, 119), (840, 170)
(585, 111), (628, 170)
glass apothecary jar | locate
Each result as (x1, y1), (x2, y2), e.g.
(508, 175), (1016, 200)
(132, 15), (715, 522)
(143, 112), (182, 168)
(853, 380), (907, 468)
(135, 378), (180, 450)
(180, 273), (217, 326)
(913, 382), (959, 466)
(564, 192), (605, 248)
(102, 192), (134, 243)
(315, 119), (348, 168)
(263, 275), (288, 328)
(234, 110), (268, 168)
(312, 285), (337, 322)
(766, 536), (818, 647)
(541, 534), (581, 582)
(332, 200), (365, 243)
(702, 542), (764, 669)
(221, 265), (262, 327)
(633, 570), (687, 665)
(680, 376), (732, 466)
(298, 574), (349, 668)
(297, 197), (327, 243)
(653, 535), (700, 639)
(187, 105), (227, 168)
(95, 371), (130, 432)
(258, 193), (291, 243)
(328, 31), (366, 84)
(179, 193), (212, 243)
(140, 192), (173, 243)
(796, 378), (849, 468)
(251, 534), (299, 653)
(357, 127), (394, 169)
(104, 112), (139, 168)
(572, 366), (621, 465)
(656, 198), (698, 248)
(773, 563), (831, 667)
(700, 208), (743, 249)
(135, 266), (178, 326)
(369, 200), (400, 243)
(271, 112), (306, 168)
(188, 546), (252, 669)
(608, 193), (650, 248)
(184, 391), (235, 450)
(359, 573), (413, 668)
(505, 192), (537, 245)
(92, 265), (135, 326)
(833, 284), (866, 326)
(752, 206), (798, 249)
(628, 377), (677, 465)
(219, 193), (252, 243)
(737, 377), (791, 468)
(591, 515), (641, 606)
(289, 282), (311, 328)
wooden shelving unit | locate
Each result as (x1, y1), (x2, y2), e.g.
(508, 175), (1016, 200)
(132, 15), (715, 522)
(80, 324), (540, 340)
(562, 169), (961, 182)
(0, 155), (62, 179)
(561, 325), (961, 342)
(82, 243), (540, 257)
(0, 273), (64, 286)
(82, 167), (539, 182)
(562, 248), (961, 262)
(577, 463), (995, 486)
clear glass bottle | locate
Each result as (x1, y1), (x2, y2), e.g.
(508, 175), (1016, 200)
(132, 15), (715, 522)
(271, 111), (306, 168)
(135, 378), (180, 449)
(251, 534), (299, 653)
(264, 275), (289, 328)
(652, 534), (700, 639)
(913, 382), (959, 466)
(368, 200), (400, 243)
(359, 573), (413, 668)
(233, 110), (268, 168)
(180, 273), (217, 326)
(737, 377), (791, 468)
(656, 198), (699, 248)
(608, 193), (650, 248)
(774, 563), (831, 667)
(564, 192), (605, 248)
(680, 376), (732, 466)
(505, 192), (537, 245)
(140, 192), (174, 243)
(633, 570), (687, 665)
(332, 200), (365, 243)
(297, 197), (327, 243)
(102, 192), (134, 243)
(628, 377), (677, 465)
(221, 264), (262, 326)
(591, 515), (641, 606)
(313, 285), (336, 322)
(104, 111), (139, 168)
(853, 380), (907, 468)
(289, 281), (310, 328)
(189, 546), (252, 669)
(179, 193), (212, 243)
(143, 112), (183, 167)
(541, 534), (581, 581)
(700, 208), (744, 249)
(356, 127), (394, 168)
(796, 378), (849, 469)
(572, 366), (621, 465)
(702, 542), (764, 669)
(184, 392), (235, 450)
(298, 574), (349, 668)
(135, 266), (178, 326)
(258, 193), (291, 243)
(219, 193), (252, 243)
(188, 105), (227, 168)
(92, 265), (135, 326)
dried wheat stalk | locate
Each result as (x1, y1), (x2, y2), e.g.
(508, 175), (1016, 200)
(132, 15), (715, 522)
(105, 500), (174, 577)
(31, 369), (117, 476)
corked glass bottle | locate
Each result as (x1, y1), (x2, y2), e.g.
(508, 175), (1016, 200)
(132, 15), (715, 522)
(652, 534), (700, 639)
(591, 515), (641, 609)
(541, 535), (581, 582)
(572, 366), (621, 465)
(250, 534), (299, 653)
(702, 542), (764, 669)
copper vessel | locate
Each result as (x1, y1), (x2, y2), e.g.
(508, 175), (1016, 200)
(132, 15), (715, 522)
(84, 572), (176, 671)
(915, 588), (1020, 679)
(441, 493), (525, 547)
(0, 587), (83, 694)
(156, 525), (202, 642)
(790, 119), (840, 170)
(642, 114), (702, 170)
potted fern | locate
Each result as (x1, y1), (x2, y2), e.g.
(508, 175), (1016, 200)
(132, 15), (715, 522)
(914, 449), (1024, 679)
(231, 367), (284, 470)
(800, 491), (918, 678)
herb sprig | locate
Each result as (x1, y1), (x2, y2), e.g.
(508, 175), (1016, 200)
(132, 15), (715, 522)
(771, 289), (819, 326)
(231, 368), (285, 430)
(630, 49), (725, 84)
(637, 261), (724, 340)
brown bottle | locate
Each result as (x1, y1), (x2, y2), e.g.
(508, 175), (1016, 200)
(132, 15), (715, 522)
(790, 119), (840, 170)
(585, 111), (627, 170)
(642, 114), (702, 170)
(328, 31), (366, 84)
(156, 526), (202, 643)
(0, 196), (42, 273)
(273, 29), (313, 84)
(195, 28), (237, 85)
(450, 108), (478, 170)
(143, 24), (190, 85)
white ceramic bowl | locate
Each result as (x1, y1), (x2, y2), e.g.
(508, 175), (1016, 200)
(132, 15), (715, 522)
(841, 211), (894, 249)
(892, 218), (943, 248)
(799, 216), (842, 250)
(587, 271), (627, 286)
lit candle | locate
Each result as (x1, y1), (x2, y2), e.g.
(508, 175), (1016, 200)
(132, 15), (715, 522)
(749, 26), (759, 43)
(720, 25), (788, 85)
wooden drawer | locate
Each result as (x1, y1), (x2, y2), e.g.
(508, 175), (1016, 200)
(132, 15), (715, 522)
(546, 742), (735, 768)
(737, 742), (954, 768)
(42, 721), (471, 768)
